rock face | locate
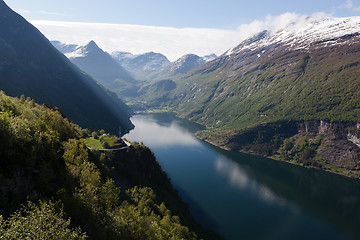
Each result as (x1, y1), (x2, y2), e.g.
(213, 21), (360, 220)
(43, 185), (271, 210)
(198, 120), (360, 177)
(0, 1), (133, 134)
(297, 121), (360, 172)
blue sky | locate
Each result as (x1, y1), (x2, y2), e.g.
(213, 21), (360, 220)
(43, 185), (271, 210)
(6, 0), (360, 29)
(4, 0), (360, 60)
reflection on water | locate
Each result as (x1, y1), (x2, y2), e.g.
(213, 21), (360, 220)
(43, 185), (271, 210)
(215, 156), (250, 190)
(124, 113), (202, 147)
(215, 156), (288, 207)
(125, 113), (360, 240)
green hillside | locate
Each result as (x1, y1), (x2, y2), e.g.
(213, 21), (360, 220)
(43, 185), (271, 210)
(0, 91), (218, 239)
(169, 42), (360, 127)
(138, 33), (360, 178)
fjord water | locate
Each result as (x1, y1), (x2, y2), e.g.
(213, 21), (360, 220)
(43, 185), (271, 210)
(124, 113), (360, 240)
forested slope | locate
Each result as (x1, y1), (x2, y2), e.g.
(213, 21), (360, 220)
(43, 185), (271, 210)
(0, 91), (217, 239)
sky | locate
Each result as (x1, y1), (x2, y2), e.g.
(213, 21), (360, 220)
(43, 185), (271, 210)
(4, 0), (360, 61)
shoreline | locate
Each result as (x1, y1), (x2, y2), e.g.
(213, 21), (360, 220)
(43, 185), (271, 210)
(199, 135), (360, 180)
(132, 111), (360, 180)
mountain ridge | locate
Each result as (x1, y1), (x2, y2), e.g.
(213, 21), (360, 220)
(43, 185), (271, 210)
(0, 0), (133, 134)
(224, 16), (360, 57)
(147, 53), (217, 82)
(112, 51), (171, 80)
(141, 15), (360, 177)
(64, 40), (139, 97)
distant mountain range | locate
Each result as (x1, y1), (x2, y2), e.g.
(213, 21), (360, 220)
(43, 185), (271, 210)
(140, 16), (360, 177)
(147, 53), (217, 81)
(111, 51), (217, 81)
(0, 0), (133, 134)
(112, 51), (171, 80)
(53, 40), (218, 96)
(53, 40), (141, 97)
(66, 40), (134, 84)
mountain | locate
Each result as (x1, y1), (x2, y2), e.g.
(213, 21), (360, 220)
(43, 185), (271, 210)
(111, 52), (215, 82)
(172, 17), (360, 127)
(51, 40), (78, 54)
(138, 79), (177, 106)
(148, 54), (208, 81)
(143, 16), (360, 177)
(137, 53), (217, 102)
(112, 51), (170, 80)
(169, 54), (206, 75)
(0, 91), (218, 240)
(60, 41), (140, 97)
(0, 0), (134, 135)
(202, 53), (218, 62)
(111, 51), (134, 66)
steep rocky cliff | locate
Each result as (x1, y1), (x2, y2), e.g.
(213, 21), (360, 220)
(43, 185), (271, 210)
(297, 121), (360, 173)
(197, 120), (360, 178)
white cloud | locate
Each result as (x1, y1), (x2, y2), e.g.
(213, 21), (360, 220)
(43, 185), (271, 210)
(243, 12), (330, 35)
(266, 12), (304, 32)
(17, 8), (31, 14)
(30, 12), (329, 62)
(31, 20), (246, 61)
(340, 0), (360, 11)
(214, 157), (288, 206)
(16, 9), (67, 17)
(346, 0), (353, 8)
(37, 10), (68, 17)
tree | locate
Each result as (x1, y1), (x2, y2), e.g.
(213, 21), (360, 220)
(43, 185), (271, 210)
(0, 201), (87, 239)
(102, 141), (110, 149)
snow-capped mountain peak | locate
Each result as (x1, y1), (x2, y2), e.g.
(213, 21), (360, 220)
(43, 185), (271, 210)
(203, 53), (218, 62)
(225, 16), (360, 57)
(169, 54), (203, 72)
(51, 40), (78, 54)
(111, 51), (170, 79)
(112, 51), (136, 61)
(65, 40), (103, 59)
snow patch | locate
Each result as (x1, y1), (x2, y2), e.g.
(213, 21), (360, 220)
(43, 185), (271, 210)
(225, 16), (360, 56)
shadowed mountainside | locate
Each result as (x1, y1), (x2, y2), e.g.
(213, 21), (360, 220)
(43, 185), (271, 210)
(0, 0), (133, 134)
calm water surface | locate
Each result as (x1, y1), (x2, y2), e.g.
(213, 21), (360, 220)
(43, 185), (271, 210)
(124, 113), (360, 240)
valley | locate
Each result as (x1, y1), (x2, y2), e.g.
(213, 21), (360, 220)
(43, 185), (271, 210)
(2, 0), (360, 239)
(125, 112), (360, 240)
(51, 16), (360, 180)
(119, 16), (360, 179)
(0, 1), (217, 239)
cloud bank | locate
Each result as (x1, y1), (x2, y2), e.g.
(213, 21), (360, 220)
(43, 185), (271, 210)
(30, 12), (329, 61)
(344, 0), (360, 11)
(31, 20), (246, 61)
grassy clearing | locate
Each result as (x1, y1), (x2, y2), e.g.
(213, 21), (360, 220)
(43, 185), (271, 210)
(146, 106), (175, 113)
(85, 135), (124, 149)
(84, 137), (103, 149)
